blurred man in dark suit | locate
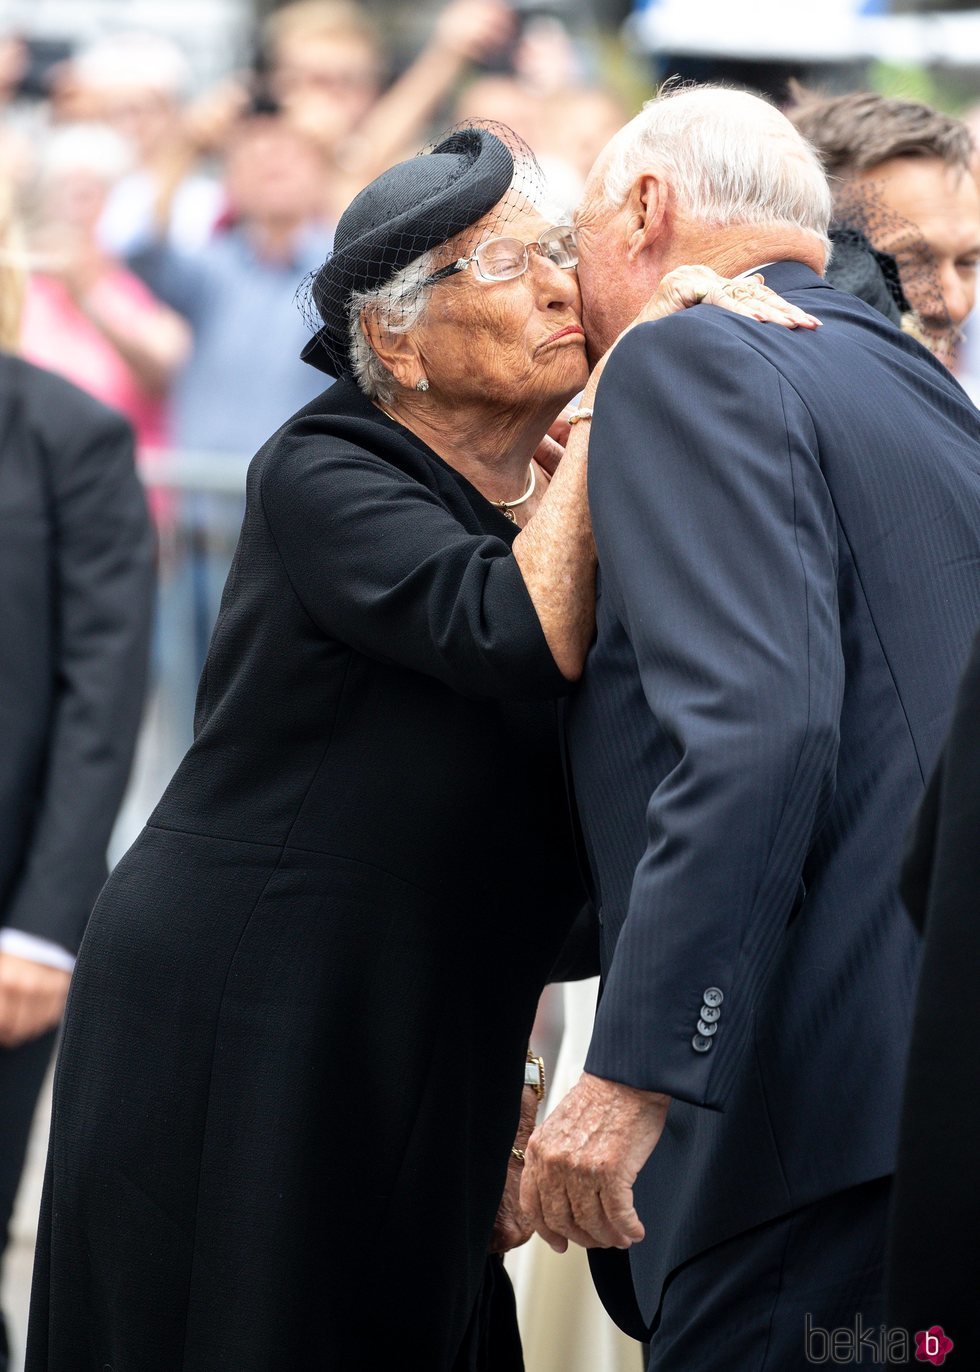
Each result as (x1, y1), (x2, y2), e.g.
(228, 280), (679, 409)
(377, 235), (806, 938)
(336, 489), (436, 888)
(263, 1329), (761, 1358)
(0, 215), (154, 1369)
(522, 86), (980, 1370)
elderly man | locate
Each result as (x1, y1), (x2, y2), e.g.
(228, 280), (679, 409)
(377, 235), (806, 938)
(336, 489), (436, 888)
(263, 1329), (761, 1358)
(790, 90), (980, 362)
(521, 86), (980, 1367)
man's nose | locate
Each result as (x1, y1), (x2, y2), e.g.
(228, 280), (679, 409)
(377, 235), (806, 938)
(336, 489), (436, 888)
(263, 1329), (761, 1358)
(940, 263), (974, 328)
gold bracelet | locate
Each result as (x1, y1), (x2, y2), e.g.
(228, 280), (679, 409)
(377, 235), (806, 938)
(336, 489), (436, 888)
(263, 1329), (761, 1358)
(567, 406), (593, 425)
(525, 1048), (546, 1102)
(511, 1146), (526, 1164)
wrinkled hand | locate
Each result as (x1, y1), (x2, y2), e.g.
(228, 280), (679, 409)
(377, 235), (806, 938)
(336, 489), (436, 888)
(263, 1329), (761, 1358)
(520, 1072), (670, 1253)
(639, 265), (821, 331)
(578, 266), (821, 416)
(434, 0), (516, 65)
(0, 953), (71, 1049)
(489, 1084), (540, 1253)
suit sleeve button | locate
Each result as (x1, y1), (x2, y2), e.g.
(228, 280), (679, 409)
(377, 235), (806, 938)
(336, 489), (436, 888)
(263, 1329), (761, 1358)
(697, 1019), (718, 1036)
(692, 1034), (714, 1053)
(699, 1004), (720, 1023)
(703, 987), (724, 1008)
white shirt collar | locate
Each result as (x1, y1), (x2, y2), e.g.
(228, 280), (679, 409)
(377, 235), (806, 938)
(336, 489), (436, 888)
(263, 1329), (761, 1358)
(738, 261), (777, 278)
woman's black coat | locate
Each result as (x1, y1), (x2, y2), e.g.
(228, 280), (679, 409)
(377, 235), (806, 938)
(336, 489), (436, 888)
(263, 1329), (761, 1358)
(27, 379), (586, 1372)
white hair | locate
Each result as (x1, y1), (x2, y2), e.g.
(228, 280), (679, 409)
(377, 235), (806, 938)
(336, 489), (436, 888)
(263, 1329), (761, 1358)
(601, 85), (832, 254)
(347, 249), (437, 403)
(41, 123), (132, 186)
(74, 32), (191, 97)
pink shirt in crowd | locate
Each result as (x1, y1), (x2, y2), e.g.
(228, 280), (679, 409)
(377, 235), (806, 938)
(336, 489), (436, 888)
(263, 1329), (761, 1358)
(21, 267), (171, 455)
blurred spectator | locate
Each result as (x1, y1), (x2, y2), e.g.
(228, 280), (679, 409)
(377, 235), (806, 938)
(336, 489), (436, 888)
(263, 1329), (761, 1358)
(262, 0), (517, 215)
(129, 106), (335, 676)
(964, 102), (980, 176)
(454, 15), (630, 208)
(950, 101), (980, 398)
(0, 36), (37, 193)
(454, 73), (541, 144)
(263, 0), (385, 154)
(20, 123), (191, 457)
(65, 33), (226, 257)
(0, 173), (24, 351)
(0, 174), (154, 1372)
(535, 85), (631, 205)
(0, 36), (26, 104)
(130, 107), (332, 459)
(789, 90), (980, 364)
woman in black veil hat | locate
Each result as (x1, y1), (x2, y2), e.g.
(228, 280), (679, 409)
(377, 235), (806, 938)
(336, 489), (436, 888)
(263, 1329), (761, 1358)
(26, 125), (815, 1372)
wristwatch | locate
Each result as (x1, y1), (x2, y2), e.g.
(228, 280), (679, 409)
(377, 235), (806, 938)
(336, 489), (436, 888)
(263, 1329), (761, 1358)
(524, 1049), (546, 1102)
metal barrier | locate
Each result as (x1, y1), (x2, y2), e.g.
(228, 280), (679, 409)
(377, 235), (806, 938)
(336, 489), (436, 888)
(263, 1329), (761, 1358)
(111, 452), (251, 860)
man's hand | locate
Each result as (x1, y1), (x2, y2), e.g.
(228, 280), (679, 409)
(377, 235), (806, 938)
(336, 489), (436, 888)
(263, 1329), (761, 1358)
(520, 1072), (670, 1253)
(489, 1084), (540, 1253)
(0, 953), (71, 1049)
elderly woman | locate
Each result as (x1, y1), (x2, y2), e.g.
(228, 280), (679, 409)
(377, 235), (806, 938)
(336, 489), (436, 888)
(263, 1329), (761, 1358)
(26, 127), (813, 1372)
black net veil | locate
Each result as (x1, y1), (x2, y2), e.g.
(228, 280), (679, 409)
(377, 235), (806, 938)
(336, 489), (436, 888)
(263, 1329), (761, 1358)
(298, 121), (562, 381)
(831, 179), (961, 366)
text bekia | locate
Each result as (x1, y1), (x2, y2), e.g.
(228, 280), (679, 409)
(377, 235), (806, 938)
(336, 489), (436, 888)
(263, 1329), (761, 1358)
(805, 1314), (954, 1365)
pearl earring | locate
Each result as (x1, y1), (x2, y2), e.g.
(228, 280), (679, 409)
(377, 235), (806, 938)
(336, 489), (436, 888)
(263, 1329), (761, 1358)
(415, 378), (429, 392)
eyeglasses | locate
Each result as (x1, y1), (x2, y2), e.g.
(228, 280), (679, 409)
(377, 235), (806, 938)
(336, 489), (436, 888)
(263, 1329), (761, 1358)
(424, 225), (578, 286)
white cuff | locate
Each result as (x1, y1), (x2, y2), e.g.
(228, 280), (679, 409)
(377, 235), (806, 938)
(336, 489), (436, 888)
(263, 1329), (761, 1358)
(0, 928), (76, 973)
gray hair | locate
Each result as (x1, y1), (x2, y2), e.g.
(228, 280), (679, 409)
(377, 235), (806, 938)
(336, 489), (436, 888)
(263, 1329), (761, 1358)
(601, 85), (832, 256)
(348, 248), (437, 402)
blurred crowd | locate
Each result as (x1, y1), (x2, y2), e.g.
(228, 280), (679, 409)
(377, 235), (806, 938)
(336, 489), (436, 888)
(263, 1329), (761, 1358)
(4, 2), (980, 493)
(0, 1), (628, 477)
(2, 0), (980, 673)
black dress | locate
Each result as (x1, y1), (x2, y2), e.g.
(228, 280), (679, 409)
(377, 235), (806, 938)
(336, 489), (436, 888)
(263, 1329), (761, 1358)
(26, 379), (585, 1372)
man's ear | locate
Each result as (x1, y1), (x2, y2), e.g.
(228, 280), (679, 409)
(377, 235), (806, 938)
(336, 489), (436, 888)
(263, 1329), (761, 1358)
(625, 172), (669, 261)
(360, 307), (420, 392)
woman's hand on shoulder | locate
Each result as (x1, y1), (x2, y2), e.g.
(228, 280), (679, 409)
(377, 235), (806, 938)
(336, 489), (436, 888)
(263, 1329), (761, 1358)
(638, 265), (821, 331)
(581, 266), (821, 404)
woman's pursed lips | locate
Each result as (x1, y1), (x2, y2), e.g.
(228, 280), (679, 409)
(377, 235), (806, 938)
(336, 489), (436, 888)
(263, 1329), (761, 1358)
(539, 324), (587, 349)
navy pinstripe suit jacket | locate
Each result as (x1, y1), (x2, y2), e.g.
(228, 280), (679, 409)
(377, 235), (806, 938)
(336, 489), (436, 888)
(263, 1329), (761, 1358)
(567, 261), (980, 1333)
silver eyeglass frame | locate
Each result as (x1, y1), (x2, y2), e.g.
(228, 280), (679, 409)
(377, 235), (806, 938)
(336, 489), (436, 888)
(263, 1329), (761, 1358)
(423, 225), (579, 287)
